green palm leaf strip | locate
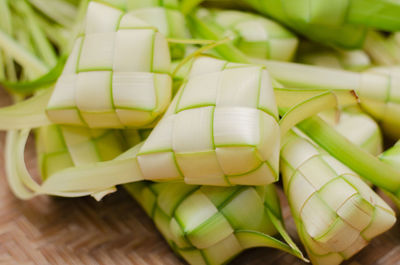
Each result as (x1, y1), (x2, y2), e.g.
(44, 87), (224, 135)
(260, 60), (400, 139)
(124, 181), (307, 264)
(7, 123), (129, 200)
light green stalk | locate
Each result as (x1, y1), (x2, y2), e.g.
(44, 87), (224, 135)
(125, 181), (306, 264)
(259, 60), (400, 139)
(0, 0), (77, 93)
(319, 108), (383, 156)
(28, 0), (78, 28)
(0, 0), (17, 81)
(12, 0), (58, 67)
(281, 130), (396, 265)
(7, 123), (130, 201)
(297, 116), (400, 206)
(0, 30), (48, 77)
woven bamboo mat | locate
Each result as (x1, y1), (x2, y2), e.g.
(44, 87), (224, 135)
(1, 87), (400, 265)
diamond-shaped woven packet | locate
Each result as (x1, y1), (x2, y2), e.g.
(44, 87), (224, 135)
(281, 130), (396, 265)
(35, 56), (280, 195)
(125, 182), (306, 264)
(195, 9), (298, 61)
(241, 0), (367, 48)
(35, 125), (127, 180)
(135, 56), (280, 186)
(46, 2), (172, 128)
(242, 0), (400, 48)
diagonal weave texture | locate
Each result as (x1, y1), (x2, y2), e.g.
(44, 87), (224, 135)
(1, 87), (400, 265)
(46, 2), (172, 129)
(135, 56), (280, 186)
(281, 131), (396, 265)
(243, 0), (400, 48)
(241, 0), (367, 48)
(129, 6), (190, 59)
(125, 182), (286, 265)
(196, 9), (298, 61)
(35, 125), (127, 180)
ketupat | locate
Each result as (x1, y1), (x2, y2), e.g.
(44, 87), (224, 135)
(46, 1), (172, 128)
(124, 181), (306, 265)
(133, 56), (280, 186)
(22, 56), (281, 195)
(185, 16), (395, 264)
(10, 55), (336, 197)
(232, 0), (367, 48)
(281, 130), (396, 265)
(240, 0), (400, 48)
(194, 9), (298, 61)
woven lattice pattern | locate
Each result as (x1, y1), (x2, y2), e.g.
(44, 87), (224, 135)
(126, 182), (283, 265)
(36, 125), (126, 180)
(46, 2), (172, 128)
(243, 0), (400, 47)
(129, 6), (189, 59)
(241, 0), (367, 48)
(281, 131), (396, 265)
(197, 9), (298, 61)
(2, 85), (400, 265)
(133, 56), (280, 186)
